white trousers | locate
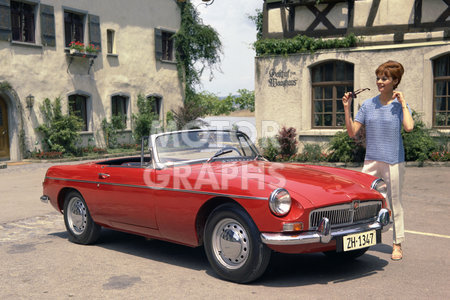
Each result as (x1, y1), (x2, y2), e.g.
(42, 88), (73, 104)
(362, 160), (405, 244)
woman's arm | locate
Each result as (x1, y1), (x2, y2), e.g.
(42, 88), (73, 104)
(394, 91), (414, 132)
(342, 92), (363, 138)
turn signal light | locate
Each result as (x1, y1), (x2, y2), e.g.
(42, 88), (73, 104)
(282, 222), (303, 232)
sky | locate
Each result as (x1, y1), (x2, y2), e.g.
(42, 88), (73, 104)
(190, 0), (263, 97)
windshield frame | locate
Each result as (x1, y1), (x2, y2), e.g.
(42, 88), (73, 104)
(150, 129), (260, 167)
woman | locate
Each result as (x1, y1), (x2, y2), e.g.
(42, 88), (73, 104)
(342, 60), (414, 261)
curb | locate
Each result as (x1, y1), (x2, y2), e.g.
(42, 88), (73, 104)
(0, 162), (6, 169)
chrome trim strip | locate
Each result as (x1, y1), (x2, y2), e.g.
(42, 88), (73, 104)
(45, 176), (267, 201)
(261, 209), (391, 246)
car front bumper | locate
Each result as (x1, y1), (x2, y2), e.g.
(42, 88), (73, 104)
(261, 208), (391, 246)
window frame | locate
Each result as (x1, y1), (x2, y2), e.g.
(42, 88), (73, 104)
(10, 0), (36, 43)
(63, 9), (86, 48)
(432, 54), (450, 129)
(111, 94), (130, 129)
(106, 28), (115, 54)
(155, 28), (176, 63)
(310, 61), (354, 129)
(68, 93), (90, 132)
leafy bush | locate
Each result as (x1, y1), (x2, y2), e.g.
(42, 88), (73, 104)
(170, 100), (207, 130)
(132, 94), (160, 142)
(328, 128), (365, 163)
(36, 97), (83, 154)
(402, 111), (437, 162)
(276, 126), (298, 160)
(257, 137), (280, 161)
(102, 115), (126, 148)
(294, 143), (328, 162)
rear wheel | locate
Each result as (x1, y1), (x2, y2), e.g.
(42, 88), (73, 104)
(63, 191), (101, 245)
(204, 204), (271, 283)
(323, 247), (369, 260)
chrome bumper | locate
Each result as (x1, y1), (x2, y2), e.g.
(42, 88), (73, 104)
(261, 208), (391, 246)
(40, 195), (49, 204)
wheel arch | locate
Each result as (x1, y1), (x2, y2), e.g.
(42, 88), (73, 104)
(57, 187), (81, 212)
(195, 197), (248, 246)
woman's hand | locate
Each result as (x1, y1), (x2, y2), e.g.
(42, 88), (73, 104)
(393, 91), (406, 106)
(342, 92), (353, 110)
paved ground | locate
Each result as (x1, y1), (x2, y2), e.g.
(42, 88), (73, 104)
(0, 162), (449, 299)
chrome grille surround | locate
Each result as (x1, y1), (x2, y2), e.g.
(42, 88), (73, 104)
(309, 200), (382, 230)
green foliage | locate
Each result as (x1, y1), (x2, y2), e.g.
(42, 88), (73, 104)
(36, 97), (83, 154)
(197, 91), (234, 116)
(132, 94), (160, 143)
(170, 101), (207, 130)
(248, 9), (263, 41)
(101, 115), (126, 148)
(233, 89), (255, 112)
(174, 1), (222, 101)
(295, 143), (328, 162)
(328, 128), (365, 163)
(276, 126), (298, 160)
(0, 81), (12, 91)
(258, 137), (280, 161)
(253, 34), (359, 56)
(402, 111), (437, 162)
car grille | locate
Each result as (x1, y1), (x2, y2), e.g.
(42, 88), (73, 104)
(309, 200), (382, 229)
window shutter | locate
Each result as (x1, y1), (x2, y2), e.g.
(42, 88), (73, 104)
(40, 4), (55, 47)
(88, 14), (101, 51)
(0, 0), (11, 41)
(154, 28), (162, 60)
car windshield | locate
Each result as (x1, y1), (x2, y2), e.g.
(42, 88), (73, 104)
(154, 130), (259, 164)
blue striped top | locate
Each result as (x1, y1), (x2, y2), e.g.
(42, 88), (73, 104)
(355, 95), (411, 165)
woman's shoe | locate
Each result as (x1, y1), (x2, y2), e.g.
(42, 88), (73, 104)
(391, 244), (403, 261)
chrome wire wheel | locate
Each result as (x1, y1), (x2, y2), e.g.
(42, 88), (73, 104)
(66, 196), (88, 235)
(212, 218), (250, 270)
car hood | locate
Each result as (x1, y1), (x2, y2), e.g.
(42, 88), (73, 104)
(206, 161), (382, 208)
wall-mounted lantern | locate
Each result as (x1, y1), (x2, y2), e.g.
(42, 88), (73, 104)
(26, 94), (35, 108)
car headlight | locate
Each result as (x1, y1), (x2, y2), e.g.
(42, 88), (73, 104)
(269, 188), (291, 217)
(371, 178), (387, 199)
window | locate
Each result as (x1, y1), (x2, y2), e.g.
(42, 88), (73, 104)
(69, 94), (88, 131)
(148, 95), (162, 118)
(111, 95), (128, 127)
(433, 54), (450, 128)
(107, 29), (115, 54)
(155, 28), (175, 62)
(64, 11), (84, 47)
(311, 61), (354, 128)
(11, 1), (35, 43)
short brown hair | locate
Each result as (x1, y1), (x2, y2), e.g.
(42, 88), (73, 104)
(375, 61), (404, 89)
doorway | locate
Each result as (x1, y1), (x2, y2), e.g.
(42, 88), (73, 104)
(0, 96), (10, 159)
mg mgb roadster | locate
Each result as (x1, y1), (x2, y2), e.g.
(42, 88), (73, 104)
(41, 129), (391, 283)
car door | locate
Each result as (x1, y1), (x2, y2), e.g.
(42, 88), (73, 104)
(95, 164), (158, 233)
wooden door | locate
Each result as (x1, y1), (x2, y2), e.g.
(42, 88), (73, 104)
(0, 97), (10, 159)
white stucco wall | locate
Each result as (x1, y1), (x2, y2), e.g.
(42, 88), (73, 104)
(0, 0), (183, 161)
(255, 43), (450, 144)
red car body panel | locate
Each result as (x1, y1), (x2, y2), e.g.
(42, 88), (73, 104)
(43, 158), (385, 252)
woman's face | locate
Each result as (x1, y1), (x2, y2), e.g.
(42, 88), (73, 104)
(376, 73), (398, 93)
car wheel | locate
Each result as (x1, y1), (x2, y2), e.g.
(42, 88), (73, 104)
(323, 247), (369, 260)
(63, 191), (101, 245)
(204, 204), (271, 283)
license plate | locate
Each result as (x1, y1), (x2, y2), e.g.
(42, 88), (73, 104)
(343, 230), (376, 252)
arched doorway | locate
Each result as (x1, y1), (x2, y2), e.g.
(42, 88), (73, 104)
(0, 96), (10, 159)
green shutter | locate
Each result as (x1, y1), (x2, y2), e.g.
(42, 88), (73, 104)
(88, 14), (101, 51)
(40, 4), (55, 47)
(0, 0), (11, 41)
(154, 28), (162, 60)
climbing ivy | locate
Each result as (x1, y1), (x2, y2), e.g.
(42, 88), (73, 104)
(253, 33), (359, 56)
(174, 1), (222, 102)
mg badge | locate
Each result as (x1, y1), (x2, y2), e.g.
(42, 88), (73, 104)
(352, 200), (360, 210)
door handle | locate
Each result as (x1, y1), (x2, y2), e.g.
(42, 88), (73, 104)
(98, 173), (110, 179)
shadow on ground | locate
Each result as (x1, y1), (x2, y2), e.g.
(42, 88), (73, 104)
(49, 229), (389, 287)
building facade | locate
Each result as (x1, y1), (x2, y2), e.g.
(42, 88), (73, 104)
(0, 0), (183, 161)
(256, 0), (450, 146)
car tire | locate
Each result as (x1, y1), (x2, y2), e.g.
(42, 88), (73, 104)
(63, 191), (101, 245)
(323, 247), (369, 260)
(204, 204), (271, 283)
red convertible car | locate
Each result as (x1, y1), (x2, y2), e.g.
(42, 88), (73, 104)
(41, 129), (390, 283)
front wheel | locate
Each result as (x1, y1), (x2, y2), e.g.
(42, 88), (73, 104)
(204, 204), (271, 283)
(63, 191), (101, 245)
